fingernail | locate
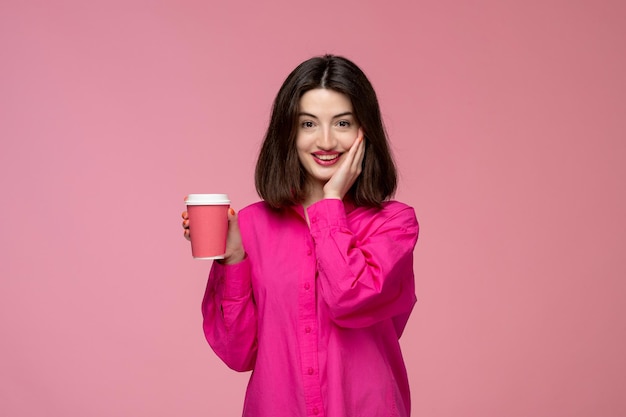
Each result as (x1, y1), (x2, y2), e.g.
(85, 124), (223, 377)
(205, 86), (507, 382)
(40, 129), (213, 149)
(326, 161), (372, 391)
(229, 208), (235, 216)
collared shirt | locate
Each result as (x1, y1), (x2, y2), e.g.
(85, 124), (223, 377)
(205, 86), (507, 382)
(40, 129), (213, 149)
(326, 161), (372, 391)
(202, 198), (419, 417)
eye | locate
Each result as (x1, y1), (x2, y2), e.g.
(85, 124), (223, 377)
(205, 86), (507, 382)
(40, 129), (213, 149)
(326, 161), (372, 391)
(337, 120), (351, 128)
(301, 120), (315, 128)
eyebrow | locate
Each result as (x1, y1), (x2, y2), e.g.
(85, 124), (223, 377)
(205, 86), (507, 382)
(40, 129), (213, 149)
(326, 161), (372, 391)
(298, 111), (354, 119)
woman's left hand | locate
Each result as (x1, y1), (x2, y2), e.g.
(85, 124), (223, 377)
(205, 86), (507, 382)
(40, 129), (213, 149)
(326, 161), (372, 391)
(323, 128), (365, 200)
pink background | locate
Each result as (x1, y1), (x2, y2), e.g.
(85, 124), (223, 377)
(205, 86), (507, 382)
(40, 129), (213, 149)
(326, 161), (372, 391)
(1, 1), (625, 416)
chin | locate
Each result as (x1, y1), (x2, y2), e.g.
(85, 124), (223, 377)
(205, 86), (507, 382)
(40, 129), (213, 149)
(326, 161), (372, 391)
(313, 172), (335, 183)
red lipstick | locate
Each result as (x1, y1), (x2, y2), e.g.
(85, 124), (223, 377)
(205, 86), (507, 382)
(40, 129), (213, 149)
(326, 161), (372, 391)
(312, 151), (341, 166)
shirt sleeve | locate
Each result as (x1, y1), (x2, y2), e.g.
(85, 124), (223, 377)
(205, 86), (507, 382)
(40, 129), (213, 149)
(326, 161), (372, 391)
(201, 257), (258, 372)
(307, 199), (419, 330)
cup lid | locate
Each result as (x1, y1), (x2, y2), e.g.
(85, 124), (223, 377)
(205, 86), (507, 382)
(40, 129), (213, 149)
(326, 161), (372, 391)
(184, 194), (230, 205)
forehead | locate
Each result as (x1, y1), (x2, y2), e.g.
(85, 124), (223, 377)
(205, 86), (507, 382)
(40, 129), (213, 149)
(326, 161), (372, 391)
(298, 88), (353, 114)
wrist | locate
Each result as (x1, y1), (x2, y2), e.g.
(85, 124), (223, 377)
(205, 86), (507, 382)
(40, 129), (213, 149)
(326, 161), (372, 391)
(323, 192), (342, 200)
(217, 248), (246, 265)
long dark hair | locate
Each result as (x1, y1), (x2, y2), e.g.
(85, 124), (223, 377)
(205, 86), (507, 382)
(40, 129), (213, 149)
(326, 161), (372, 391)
(255, 54), (397, 208)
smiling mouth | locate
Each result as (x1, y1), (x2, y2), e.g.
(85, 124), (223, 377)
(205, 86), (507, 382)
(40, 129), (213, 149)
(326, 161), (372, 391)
(312, 153), (342, 166)
(313, 153), (341, 162)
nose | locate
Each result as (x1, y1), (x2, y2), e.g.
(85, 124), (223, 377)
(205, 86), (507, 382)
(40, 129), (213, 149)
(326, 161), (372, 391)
(316, 127), (337, 150)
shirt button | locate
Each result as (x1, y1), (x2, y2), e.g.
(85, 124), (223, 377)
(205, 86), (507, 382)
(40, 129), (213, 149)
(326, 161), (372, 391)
(307, 367), (314, 375)
(305, 326), (311, 333)
(313, 407), (319, 415)
(304, 282), (310, 290)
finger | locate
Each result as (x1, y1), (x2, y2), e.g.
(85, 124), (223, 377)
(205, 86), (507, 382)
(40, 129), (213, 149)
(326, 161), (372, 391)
(340, 132), (361, 168)
(347, 136), (364, 172)
(346, 128), (363, 159)
(227, 207), (238, 224)
(184, 229), (190, 241)
(182, 219), (189, 229)
(181, 211), (188, 219)
(352, 136), (366, 172)
(227, 207), (240, 230)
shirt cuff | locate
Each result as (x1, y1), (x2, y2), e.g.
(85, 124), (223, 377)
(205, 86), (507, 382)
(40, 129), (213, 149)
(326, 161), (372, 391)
(307, 199), (348, 236)
(213, 256), (252, 299)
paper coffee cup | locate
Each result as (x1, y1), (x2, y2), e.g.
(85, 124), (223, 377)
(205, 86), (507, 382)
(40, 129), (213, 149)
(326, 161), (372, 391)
(185, 194), (230, 260)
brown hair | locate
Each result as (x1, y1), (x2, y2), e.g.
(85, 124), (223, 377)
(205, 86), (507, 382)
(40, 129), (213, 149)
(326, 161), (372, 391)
(255, 54), (397, 209)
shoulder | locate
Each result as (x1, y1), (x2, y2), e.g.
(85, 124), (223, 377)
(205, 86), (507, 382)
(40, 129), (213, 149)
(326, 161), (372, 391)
(239, 200), (272, 216)
(236, 202), (300, 253)
(238, 201), (273, 223)
(352, 200), (418, 233)
(381, 200), (414, 213)
(379, 200), (417, 223)
(238, 201), (289, 229)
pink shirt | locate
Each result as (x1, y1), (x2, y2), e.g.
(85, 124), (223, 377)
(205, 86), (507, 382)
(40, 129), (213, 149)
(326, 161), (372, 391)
(202, 199), (419, 417)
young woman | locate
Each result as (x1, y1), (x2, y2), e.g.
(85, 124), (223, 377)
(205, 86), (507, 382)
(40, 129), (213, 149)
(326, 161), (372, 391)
(182, 54), (419, 417)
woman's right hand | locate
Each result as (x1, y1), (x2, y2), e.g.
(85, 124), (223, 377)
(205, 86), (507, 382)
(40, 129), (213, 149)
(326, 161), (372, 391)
(181, 208), (246, 265)
(182, 211), (191, 241)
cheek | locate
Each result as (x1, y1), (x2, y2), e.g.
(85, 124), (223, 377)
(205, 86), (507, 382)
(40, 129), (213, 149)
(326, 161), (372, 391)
(338, 135), (356, 150)
(296, 143), (309, 159)
(335, 127), (358, 144)
(296, 147), (310, 167)
(295, 133), (313, 151)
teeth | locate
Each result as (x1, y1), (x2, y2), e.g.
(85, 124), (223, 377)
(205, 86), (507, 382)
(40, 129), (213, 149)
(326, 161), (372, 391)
(314, 154), (339, 161)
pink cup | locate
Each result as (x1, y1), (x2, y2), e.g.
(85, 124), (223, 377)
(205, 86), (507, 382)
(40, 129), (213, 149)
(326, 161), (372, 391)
(185, 194), (230, 259)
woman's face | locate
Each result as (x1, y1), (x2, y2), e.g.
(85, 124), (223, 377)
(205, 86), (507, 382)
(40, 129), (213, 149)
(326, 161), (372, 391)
(296, 88), (361, 188)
